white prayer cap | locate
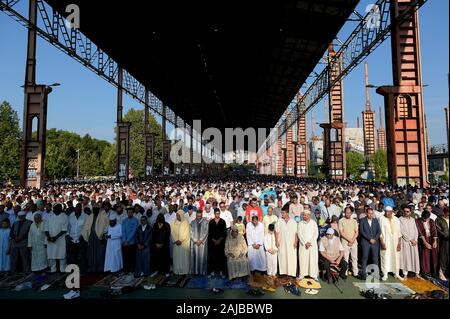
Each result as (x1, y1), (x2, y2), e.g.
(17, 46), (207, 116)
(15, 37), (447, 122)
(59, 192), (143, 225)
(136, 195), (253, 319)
(385, 206), (393, 212)
(109, 213), (118, 221)
(326, 228), (335, 235)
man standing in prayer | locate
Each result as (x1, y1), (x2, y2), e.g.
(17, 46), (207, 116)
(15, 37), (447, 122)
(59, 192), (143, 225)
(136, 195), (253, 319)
(67, 203), (87, 272)
(399, 205), (421, 279)
(319, 228), (348, 283)
(27, 213), (48, 273)
(190, 210), (208, 275)
(171, 210), (190, 275)
(0, 219), (11, 272)
(208, 208), (227, 277)
(379, 206), (403, 281)
(436, 206), (449, 280)
(122, 206), (139, 272)
(275, 207), (298, 278)
(225, 226), (249, 280)
(358, 207), (381, 279)
(289, 195), (303, 219)
(297, 210), (319, 280)
(45, 204), (68, 273)
(338, 206), (359, 277)
(151, 213), (171, 277)
(10, 211), (32, 272)
(104, 214), (123, 273)
(416, 210), (439, 277)
(246, 216), (267, 274)
(135, 215), (152, 277)
(264, 223), (278, 277)
(82, 205), (109, 273)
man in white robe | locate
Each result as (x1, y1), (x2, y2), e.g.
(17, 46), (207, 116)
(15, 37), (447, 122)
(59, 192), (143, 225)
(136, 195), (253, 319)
(246, 216), (267, 272)
(380, 206), (403, 281)
(399, 205), (421, 279)
(171, 210), (190, 275)
(275, 208), (298, 277)
(264, 223), (278, 277)
(297, 210), (319, 280)
(44, 204), (68, 273)
(104, 213), (123, 273)
(263, 207), (278, 234)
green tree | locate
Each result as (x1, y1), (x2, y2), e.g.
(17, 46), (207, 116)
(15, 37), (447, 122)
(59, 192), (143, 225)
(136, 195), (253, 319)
(122, 108), (162, 177)
(0, 101), (21, 182)
(370, 149), (388, 182)
(346, 151), (364, 180)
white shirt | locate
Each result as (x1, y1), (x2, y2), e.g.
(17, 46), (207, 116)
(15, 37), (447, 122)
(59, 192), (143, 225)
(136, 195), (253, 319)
(68, 212), (88, 243)
(319, 236), (344, 252)
(220, 210), (234, 229)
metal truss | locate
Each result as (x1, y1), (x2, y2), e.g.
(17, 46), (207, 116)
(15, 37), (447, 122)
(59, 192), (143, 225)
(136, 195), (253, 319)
(275, 0), (428, 140)
(0, 0), (180, 127)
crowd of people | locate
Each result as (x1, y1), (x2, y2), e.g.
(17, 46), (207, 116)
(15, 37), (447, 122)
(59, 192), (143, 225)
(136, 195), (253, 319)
(0, 177), (448, 299)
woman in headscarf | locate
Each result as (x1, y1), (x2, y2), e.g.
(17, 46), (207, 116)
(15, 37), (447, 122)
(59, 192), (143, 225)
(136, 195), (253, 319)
(151, 213), (171, 277)
(171, 210), (190, 275)
(224, 226), (249, 280)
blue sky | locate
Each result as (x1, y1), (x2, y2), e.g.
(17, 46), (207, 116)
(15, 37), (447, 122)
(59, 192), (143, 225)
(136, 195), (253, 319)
(0, 0), (448, 146)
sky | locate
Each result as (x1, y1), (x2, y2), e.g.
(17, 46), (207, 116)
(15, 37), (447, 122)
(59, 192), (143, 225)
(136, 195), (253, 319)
(0, 0), (448, 146)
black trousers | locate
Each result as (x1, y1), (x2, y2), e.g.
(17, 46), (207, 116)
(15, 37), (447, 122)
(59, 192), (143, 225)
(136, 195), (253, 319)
(360, 242), (380, 279)
(321, 256), (347, 281)
(67, 240), (87, 273)
(122, 244), (137, 272)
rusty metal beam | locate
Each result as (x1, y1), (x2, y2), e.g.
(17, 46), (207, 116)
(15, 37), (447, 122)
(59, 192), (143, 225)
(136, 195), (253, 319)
(362, 62), (376, 170)
(20, 0), (52, 188)
(296, 94), (308, 177)
(376, 0), (428, 187)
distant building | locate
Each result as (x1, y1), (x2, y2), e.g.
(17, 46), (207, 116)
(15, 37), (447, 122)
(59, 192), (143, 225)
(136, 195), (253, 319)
(309, 136), (323, 166)
(345, 128), (365, 154)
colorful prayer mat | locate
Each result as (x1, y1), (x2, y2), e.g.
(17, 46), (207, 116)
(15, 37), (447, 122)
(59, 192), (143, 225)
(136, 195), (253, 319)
(353, 282), (415, 295)
(401, 276), (447, 295)
(93, 273), (117, 287)
(0, 273), (33, 289)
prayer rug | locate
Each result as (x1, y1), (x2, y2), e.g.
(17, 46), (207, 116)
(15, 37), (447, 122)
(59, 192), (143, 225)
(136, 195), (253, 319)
(93, 273), (117, 287)
(80, 274), (108, 287)
(353, 282), (415, 295)
(185, 276), (209, 289)
(142, 273), (167, 287)
(402, 276), (447, 295)
(177, 275), (189, 288)
(423, 275), (448, 292)
(0, 273), (33, 289)
(110, 273), (144, 290)
(163, 274), (182, 287)
(275, 276), (298, 287)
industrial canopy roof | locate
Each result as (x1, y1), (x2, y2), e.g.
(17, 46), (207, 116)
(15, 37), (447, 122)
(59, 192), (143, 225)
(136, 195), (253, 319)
(46, 0), (358, 133)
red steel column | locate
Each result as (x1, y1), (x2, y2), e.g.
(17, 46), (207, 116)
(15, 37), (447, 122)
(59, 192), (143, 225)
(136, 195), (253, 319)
(322, 45), (346, 180)
(377, 105), (387, 150)
(296, 94), (308, 177)
(362, 62), (376, 170)
(20, 0), (52, 188)
(377, 0), (428, 187)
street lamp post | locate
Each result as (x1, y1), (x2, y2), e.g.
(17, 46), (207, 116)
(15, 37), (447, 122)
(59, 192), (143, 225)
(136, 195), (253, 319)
(76, 149), (80, 179)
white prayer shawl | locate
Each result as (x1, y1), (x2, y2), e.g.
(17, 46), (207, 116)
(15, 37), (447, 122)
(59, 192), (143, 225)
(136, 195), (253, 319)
(246, 222), (267, 271)
(44, 213), (68, 259)
(264, 232), (278, 276)
(297, 219), (319, 279)
(104, 224), (123, 272)
(380, 215), (402, 274)
(275, 218), (298, 276)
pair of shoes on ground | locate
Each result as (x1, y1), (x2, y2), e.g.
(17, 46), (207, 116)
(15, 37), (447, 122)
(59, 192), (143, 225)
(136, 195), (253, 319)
(143, 284), (156, 290)
(247, 288), (265, 296)
(63, 289), (80, 299)
(304, 289), (319, 295)
(261, 286), (276, 292)
(284, 283), (301, 296)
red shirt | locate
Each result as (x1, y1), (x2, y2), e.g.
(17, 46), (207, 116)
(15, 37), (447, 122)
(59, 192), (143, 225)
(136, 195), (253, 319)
(245, 205), (263, 223)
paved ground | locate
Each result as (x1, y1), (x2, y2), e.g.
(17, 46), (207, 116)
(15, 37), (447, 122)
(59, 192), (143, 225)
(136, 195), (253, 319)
(0, 275), (409, 300)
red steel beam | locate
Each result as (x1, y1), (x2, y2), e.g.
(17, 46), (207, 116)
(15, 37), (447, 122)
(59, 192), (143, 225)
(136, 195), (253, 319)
(377, 0), (428, 187)
(296, 94), (308, 177)
(362, 62), (376, 169)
